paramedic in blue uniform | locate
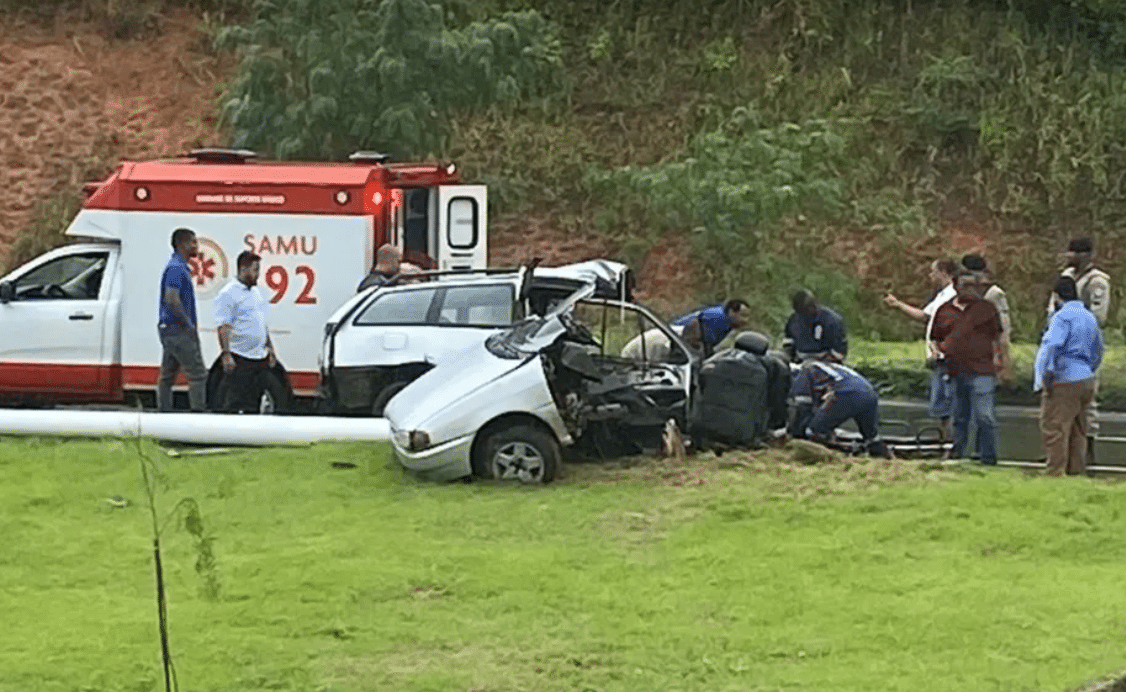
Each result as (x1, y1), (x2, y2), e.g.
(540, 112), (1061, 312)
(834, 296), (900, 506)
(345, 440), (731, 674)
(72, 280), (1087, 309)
(789, 358), (890, 458)
(670, 299), (750, 356)
(157, 227), (207, 412)
(783, 289), (849, 363)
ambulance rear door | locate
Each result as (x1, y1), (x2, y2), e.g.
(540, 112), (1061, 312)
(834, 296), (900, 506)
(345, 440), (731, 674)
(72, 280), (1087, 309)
(435, 185), (487, 271)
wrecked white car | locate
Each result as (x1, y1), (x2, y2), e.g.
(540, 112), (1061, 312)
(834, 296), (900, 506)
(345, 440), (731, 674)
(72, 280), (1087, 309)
(320, 260), (635, 416)
(384, 284), (697, 483)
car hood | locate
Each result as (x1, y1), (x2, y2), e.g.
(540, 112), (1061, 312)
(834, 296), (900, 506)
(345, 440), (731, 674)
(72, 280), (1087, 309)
(383, 337), (542, 430)
(385, 281), (596, 430)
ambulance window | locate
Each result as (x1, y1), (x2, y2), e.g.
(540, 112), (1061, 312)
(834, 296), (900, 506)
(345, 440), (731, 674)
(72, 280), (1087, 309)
(446, 197), (478, 249)
(14, 252), (108, 301)
(436, 284), (514, 327)
(354, 287), (437, 325)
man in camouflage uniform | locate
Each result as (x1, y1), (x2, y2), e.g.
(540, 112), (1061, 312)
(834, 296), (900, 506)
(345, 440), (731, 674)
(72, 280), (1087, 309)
(1047, 237), (1112, 467)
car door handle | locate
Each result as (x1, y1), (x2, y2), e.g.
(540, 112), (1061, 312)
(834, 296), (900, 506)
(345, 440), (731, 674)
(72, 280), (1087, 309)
(69, 312), (94, 321)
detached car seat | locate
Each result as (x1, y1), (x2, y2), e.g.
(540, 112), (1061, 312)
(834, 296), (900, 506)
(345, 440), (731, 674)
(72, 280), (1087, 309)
(689, 331), (772, 452)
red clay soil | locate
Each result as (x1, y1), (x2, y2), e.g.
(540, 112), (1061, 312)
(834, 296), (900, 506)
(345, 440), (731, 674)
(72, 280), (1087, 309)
(488, 215), (698, 312)
(0, 10), (232, 248)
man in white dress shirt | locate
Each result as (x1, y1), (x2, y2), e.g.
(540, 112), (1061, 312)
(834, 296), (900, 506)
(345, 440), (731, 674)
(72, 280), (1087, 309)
(215, 250), (276, 413)
(883, 258), (958, 440)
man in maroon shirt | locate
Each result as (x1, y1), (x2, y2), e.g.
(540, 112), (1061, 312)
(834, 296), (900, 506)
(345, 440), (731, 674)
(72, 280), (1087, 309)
(930, 268), (1012, 465)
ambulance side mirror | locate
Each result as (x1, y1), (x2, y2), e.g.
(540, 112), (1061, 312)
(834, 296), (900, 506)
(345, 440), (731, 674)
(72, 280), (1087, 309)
(0, 281), (13, 304)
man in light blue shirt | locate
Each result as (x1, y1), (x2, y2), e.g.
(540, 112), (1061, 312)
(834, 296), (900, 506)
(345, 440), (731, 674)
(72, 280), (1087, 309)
(1035, 275), (1103, 476)
(215, 251), (277, 413)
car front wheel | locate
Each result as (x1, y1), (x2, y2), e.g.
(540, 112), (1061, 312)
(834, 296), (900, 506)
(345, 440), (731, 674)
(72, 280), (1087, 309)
(476, 424), (560, 484)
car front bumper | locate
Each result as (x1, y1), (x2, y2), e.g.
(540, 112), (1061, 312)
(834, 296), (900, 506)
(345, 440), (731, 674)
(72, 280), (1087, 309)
(391, 432), (475, 482)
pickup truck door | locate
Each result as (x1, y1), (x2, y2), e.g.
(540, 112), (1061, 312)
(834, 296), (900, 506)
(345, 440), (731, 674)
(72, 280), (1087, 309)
(435, 185), (487, 271)
(0, 247), (117, 401)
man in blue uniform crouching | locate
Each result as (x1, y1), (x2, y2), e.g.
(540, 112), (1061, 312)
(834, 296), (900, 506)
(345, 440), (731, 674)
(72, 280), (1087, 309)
(789, 357), (891, 458)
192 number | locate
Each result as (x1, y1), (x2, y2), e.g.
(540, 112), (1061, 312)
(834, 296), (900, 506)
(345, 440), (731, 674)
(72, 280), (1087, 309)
(264, 265), (317, 305)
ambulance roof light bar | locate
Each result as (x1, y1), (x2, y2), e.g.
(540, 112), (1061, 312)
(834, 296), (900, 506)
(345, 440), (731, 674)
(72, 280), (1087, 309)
(348, 151), (393, 164)
(188, 147), (259, 164)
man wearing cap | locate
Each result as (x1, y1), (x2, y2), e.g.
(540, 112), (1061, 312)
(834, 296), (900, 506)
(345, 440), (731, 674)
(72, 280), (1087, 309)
(1047, 236), (1112, 466)
(961, 254), (1011, 348)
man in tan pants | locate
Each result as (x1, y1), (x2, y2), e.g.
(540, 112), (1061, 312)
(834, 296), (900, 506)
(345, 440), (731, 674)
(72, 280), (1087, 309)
(1036, 276), (1104, 475)
(1046, 237), (1111, 467)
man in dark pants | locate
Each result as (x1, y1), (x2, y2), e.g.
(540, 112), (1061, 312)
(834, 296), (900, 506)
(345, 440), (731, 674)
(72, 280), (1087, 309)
(789, 358), (890, 458)
(1036, 276), (1104, 476)
(783, 289), (849, 363)
(157, 227), (207, 412)
(1047, 236), (1111, 467)
(215, 251), (277, 413)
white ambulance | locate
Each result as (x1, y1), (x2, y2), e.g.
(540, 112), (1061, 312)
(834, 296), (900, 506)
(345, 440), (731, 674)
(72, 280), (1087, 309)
(0, 148), (488, 409)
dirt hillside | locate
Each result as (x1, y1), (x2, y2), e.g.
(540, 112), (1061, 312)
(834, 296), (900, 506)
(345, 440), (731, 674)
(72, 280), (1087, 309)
(0, 10), (231, 248)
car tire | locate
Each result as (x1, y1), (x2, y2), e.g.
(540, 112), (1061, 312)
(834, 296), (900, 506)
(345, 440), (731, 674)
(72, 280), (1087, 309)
(370, 382), (408, 417)
(475, 424), (560, 484)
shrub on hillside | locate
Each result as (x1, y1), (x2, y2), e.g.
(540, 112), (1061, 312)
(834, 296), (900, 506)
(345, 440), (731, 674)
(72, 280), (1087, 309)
(215, 0), (562, 160)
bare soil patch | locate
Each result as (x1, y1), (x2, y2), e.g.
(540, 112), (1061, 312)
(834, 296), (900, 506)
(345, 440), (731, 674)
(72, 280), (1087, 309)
(0, 10), (232, 249)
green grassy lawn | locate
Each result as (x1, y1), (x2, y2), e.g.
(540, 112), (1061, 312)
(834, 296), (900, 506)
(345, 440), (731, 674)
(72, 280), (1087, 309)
(3, 437), (1125, 692)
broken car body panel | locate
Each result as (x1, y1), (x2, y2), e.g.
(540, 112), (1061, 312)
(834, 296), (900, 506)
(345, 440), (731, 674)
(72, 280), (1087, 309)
(385, 287), (697, 482)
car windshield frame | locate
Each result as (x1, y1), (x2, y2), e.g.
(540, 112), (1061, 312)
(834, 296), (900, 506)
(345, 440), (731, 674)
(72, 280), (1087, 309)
(486, 280), (599, 359)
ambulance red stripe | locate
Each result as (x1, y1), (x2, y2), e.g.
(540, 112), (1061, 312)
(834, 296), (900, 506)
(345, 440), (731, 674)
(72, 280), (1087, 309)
(0, 363), (320, 402)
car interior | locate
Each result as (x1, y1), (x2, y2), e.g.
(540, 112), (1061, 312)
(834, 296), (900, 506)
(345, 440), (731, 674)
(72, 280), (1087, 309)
(545, 299), (694, 458)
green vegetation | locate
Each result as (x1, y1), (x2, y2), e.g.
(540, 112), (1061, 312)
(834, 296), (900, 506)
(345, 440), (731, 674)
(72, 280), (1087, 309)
(216, 0), (561, 159)
(447, 0), (1126, 342)
(851, 339), (1126, 410)
(2, 436), (1125, 691)
(6, 0), (1126, 343)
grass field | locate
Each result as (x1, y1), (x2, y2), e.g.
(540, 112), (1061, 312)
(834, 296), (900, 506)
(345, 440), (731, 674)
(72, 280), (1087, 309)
(3, 436), (1125, 692)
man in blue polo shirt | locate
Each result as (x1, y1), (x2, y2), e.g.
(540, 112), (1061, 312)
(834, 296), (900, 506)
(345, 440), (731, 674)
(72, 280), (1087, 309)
(157, 227), (207, 412)
(783, 289), (848, 363)
(670, 299), (750, 356)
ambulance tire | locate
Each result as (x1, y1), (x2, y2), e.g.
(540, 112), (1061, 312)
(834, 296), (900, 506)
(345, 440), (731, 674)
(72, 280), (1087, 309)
(260, 369), (292, 415)
(204, 361), (292, 414)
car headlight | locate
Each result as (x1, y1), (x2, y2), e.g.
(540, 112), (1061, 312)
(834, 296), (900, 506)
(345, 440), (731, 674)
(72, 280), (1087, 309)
(393, 429), (410, 448)
(393, 429), (432, 451)
(409, 430), (431, 451)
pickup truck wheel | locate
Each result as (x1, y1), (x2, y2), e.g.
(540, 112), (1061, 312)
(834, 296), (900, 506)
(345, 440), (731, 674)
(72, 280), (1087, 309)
(476, 424), (560, 484)
(370, 382), (408, 416)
